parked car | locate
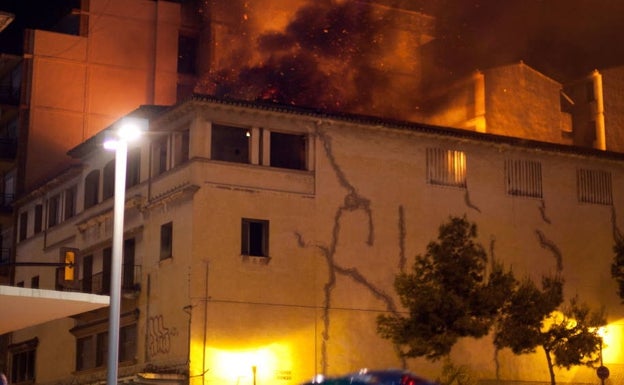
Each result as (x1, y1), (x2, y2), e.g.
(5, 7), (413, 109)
(303, 369), (436, 385)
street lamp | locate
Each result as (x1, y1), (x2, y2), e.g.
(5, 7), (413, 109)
(103, 117), (145, 385)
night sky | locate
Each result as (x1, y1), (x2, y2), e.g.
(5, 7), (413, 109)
(411, 0), (624, 82)
(2, 0), (623, 83)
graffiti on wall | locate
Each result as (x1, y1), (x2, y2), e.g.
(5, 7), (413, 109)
(147, 314), (178, 356)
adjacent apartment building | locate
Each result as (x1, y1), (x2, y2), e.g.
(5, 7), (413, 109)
(9, 96), (624, 385)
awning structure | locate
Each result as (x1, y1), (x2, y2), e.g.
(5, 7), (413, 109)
(0, 285), (109, 334)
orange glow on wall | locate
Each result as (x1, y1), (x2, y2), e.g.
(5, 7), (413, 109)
(600, 319), (624, 364)
(190, 341), (295, 385)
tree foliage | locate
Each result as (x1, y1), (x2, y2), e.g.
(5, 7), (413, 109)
(377, 215), (515, 360)
(611, 237), (624, 301)
(378, 215), (606, 385)
(495, 277), (605, 385)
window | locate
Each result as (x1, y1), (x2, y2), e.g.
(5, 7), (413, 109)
(82, 255), (93, 293)
(126, 148), (141, 188)
(103, 160), (115, 200)
(152, 136), (168, 176)
(102, 247), (112, 295)
(19, 211), (28, 241)
(270, 132), (306, 170)
(64, 185), (77, 220)
(505, 159), (542, 198)
(122, 238), (136, 290)
(34, 205), (43, 234)
(76, 332), (107, 371)
(119, 324), (137, 362)
(241, 218), (269, 257)
(177, 34), (198, 75)
(47, 194), (61, 228)
(426, 148), (467, 188)
(9, 338), (37, 383)
(84, 170), (100, 209)
(160, 222), (173, 260)
(577, 168), (612, 205)
(173, 129), (190, 167)
(211, 124), (249, 163)
(73, 314), (137, 372)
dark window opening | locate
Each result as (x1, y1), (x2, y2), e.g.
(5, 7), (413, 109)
(152, 136), (168, 176)
(34, 205), (43, 234)
(160, 222), (173, 260)
(9, 339), (37, 383)
(84, 170), (100, 209)
(241, 218), (269, 257)
(126, 149), (141, 188)
(123, 238), (136, 290)
(177, 34), (198, 75)
(102, 247), (112, 295)
(103, 160), (115, 200)
(270, 132), (306, 170)
(211, 124), (249, 164)
(47, 194), (60, 228)
(64, 186), (77, 219)
(19, 211), (27, 241)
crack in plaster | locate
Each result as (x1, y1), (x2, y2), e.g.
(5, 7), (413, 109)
(538, 200), (551, 224)
(295, 126), (400, 374)
(398, 206), (407, 272)
(464, 190), (481, 212)
(535, 229), (563, 272)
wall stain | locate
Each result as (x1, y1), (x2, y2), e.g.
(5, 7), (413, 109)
(538, 200), (551, 224)
(535, 229), (563, 272)
(296, 126), (401, 373)
(464, 190), (481, 212)
(398, 206), (407, 272)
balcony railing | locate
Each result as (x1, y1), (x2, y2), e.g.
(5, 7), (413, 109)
(0, 248), (10, 265)
(0, 193), (14, 213)
(79, 265), (141, 296)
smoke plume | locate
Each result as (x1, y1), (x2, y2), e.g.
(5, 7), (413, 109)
(196, 0), (434, 120)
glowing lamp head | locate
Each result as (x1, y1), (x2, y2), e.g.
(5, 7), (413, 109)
(103, 117), (147, 151)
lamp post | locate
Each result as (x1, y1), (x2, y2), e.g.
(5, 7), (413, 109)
(103, 118), (144, 385)
(596, 327), (609, 385)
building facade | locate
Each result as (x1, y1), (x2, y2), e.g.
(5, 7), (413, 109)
(9, 96), (624, 385)
(419, 62), (624, 154)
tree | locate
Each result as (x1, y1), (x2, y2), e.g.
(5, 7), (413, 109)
(377, 215), (515, 360)
(611, 237), (624, 301)
(378, 215), (606, 385)
(494, 276), (605, 385)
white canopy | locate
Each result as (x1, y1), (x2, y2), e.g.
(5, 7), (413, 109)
(0, 285), (109, 334)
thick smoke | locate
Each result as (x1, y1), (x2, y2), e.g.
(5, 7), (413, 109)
(196, 0), (433, 120)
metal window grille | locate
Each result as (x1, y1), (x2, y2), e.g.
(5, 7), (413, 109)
(505, 159), (543, 198)
(577, 168), (612, 205)
(426, 148), (467, 188)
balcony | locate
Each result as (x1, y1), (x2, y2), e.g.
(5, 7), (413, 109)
(78, 265), (141, 298)
(0, 248), (9, 264)
(0, 193), (14, 213)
